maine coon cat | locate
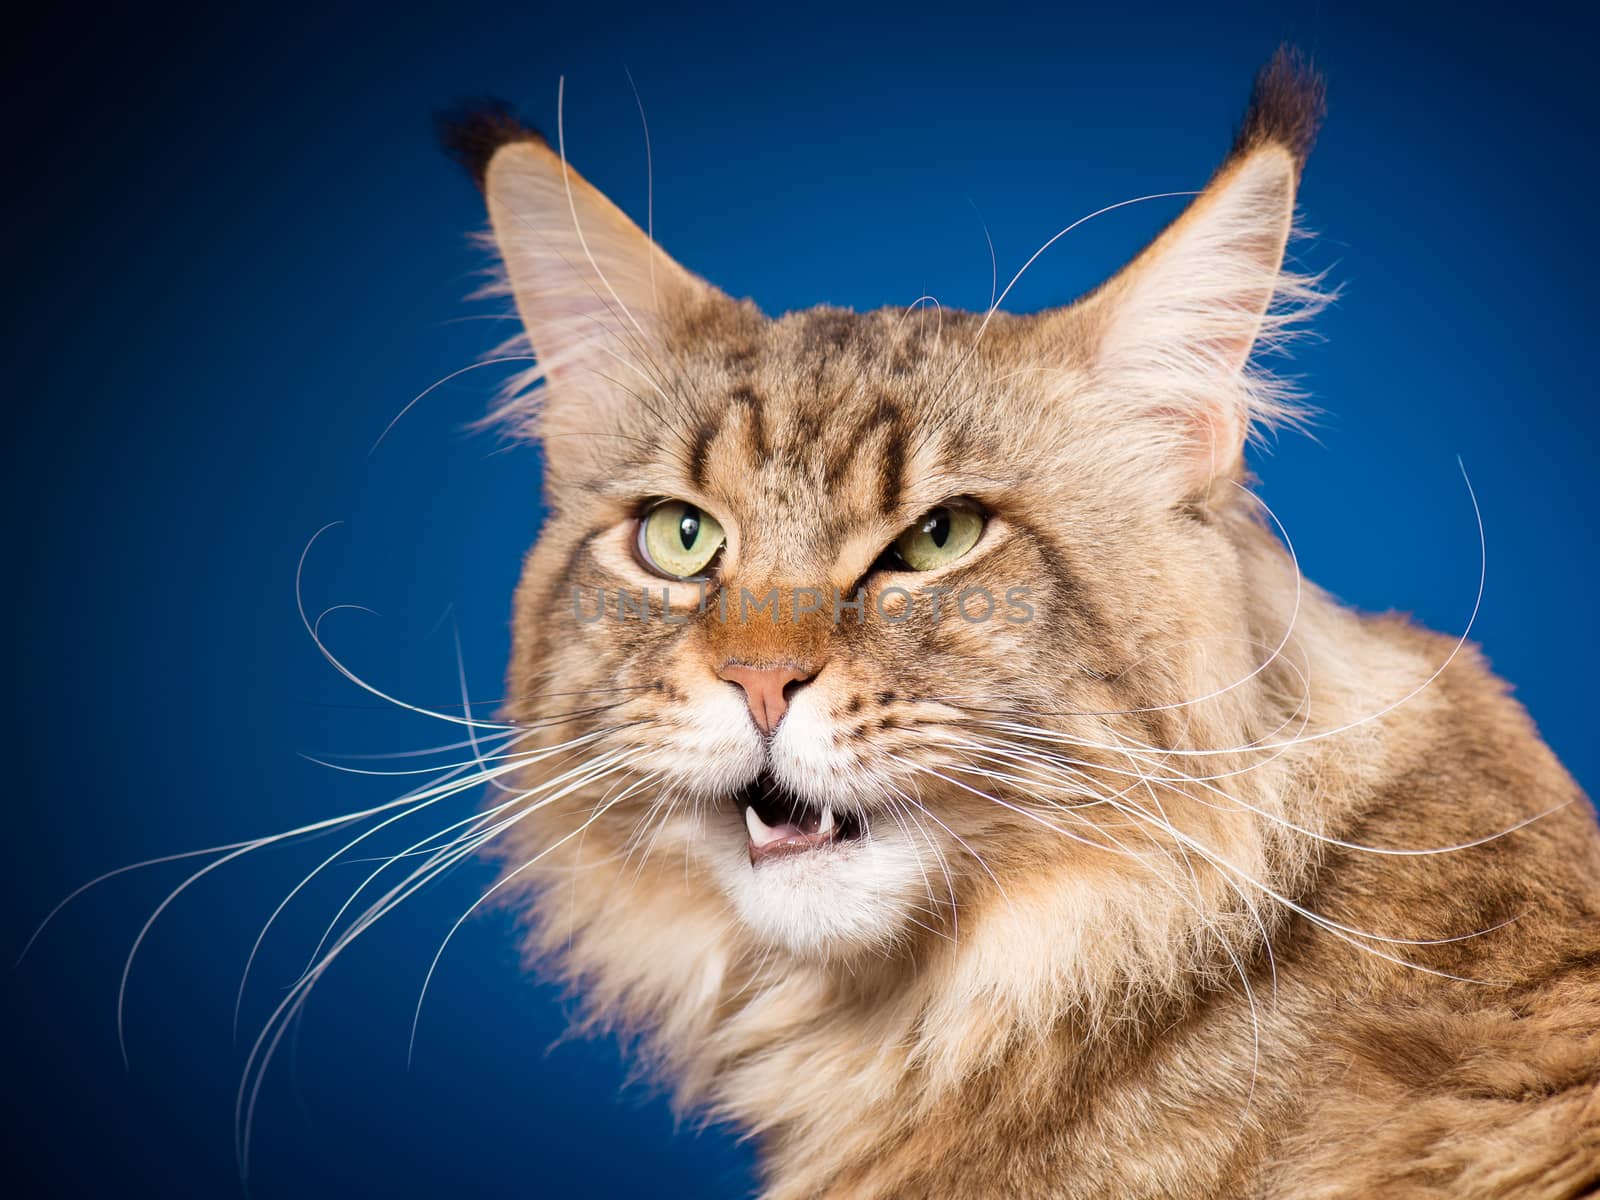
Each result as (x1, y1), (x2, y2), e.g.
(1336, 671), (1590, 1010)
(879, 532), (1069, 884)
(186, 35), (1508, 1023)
(435, 50), (1600, 1198)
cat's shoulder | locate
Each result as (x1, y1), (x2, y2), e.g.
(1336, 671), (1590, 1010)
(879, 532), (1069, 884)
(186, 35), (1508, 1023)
(1267, 968), (1600, 1199)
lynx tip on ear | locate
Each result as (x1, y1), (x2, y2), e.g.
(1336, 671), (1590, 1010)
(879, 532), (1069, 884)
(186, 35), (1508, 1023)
(1229, 46), (1326, 175)
(436, 99), (548, 191)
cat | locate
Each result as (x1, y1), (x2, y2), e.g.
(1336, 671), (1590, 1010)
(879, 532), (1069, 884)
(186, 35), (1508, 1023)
(439, 49), (1600, 1199)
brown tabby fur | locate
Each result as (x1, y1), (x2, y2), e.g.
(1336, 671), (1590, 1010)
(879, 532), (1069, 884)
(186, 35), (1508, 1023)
(451, 50), (1600, 1198)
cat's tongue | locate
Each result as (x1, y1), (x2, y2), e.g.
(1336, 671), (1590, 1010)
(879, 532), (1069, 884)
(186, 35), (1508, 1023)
(745, 802), (837, 865)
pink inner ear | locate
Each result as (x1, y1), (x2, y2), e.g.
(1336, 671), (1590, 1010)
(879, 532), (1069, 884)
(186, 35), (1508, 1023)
(1186, 397), (1247, 483)
(1206, 289), (1280, 376)
(1147, 393), (1247, 490)
(481, 140), (732, 458)
(1080, 146), (1310, 494)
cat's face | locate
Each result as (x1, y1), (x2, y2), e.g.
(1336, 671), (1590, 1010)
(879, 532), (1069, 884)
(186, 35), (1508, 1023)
(507, 303), (1256, 960)
(476, 88), (1321, 964)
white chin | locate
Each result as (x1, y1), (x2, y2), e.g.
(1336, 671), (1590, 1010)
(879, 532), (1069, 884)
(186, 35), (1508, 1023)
(713, 823), (926, 959)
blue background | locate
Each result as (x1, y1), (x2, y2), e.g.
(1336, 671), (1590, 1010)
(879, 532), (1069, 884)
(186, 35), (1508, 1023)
(6, 2), (1596, 1196)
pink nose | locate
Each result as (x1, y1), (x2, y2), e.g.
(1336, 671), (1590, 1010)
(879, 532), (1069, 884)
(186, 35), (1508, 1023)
(717, 664), (814, 735)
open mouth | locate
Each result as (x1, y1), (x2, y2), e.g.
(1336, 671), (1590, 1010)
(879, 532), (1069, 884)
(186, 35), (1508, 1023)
(739, 771), (864, 866)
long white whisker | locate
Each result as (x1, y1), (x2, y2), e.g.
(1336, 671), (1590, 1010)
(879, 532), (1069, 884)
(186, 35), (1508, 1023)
(408, 769), (662, 1063)
(234, 751), (637, 1177)
(231, 727), (570, 1037)
(296, 740), (632, 977)
(553, 77), (654, 355)
(368, 356), (537, 454)
(296, 525), (519, 733)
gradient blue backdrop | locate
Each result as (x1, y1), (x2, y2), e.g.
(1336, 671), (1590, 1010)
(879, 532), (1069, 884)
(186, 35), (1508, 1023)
(7, 2), (1597, 1196)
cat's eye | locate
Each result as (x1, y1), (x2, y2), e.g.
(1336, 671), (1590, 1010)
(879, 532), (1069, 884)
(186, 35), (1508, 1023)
(636, 500), (726, 580)
(888, 503), (985, 571)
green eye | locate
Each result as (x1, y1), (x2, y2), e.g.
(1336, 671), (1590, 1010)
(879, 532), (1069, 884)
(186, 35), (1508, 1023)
(891, 504), (984, 571)
(637, 500), (726, 579)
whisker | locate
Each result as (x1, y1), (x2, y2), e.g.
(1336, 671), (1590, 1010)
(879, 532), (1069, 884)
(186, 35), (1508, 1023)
(296, 525), (520, 734)
(232, 728), (585, 1036)
(295, 740), (638, 978)
(234, 750), (637, 1177)
(408, 769), (663, 1062)
(368, 355), (538, 454)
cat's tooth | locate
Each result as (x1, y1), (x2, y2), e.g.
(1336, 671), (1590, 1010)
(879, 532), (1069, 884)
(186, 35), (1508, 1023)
(745, 805), (782, 846)
(818, 805), (836, 838)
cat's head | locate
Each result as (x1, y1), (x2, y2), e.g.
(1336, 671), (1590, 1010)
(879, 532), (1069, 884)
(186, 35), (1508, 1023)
(457, 53), (1328, 976)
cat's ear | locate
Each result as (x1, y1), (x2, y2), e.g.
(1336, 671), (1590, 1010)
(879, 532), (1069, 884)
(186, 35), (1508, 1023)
(1074, 50), (1327, 496)
(441, 104), (726, 454)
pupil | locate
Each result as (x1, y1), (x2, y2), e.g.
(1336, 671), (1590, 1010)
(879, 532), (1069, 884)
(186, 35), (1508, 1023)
(925, 509), (951, 548)
(678, 507), (701, 550)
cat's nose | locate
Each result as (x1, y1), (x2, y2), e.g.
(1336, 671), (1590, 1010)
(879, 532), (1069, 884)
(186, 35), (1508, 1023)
(717, 663), (815, 735)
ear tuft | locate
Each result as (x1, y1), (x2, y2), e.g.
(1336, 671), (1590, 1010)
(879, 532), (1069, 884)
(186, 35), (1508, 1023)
(436, 99), (547, 191)
(1228, 47), (1325, 175)
(1070, 48), (1332, 499)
